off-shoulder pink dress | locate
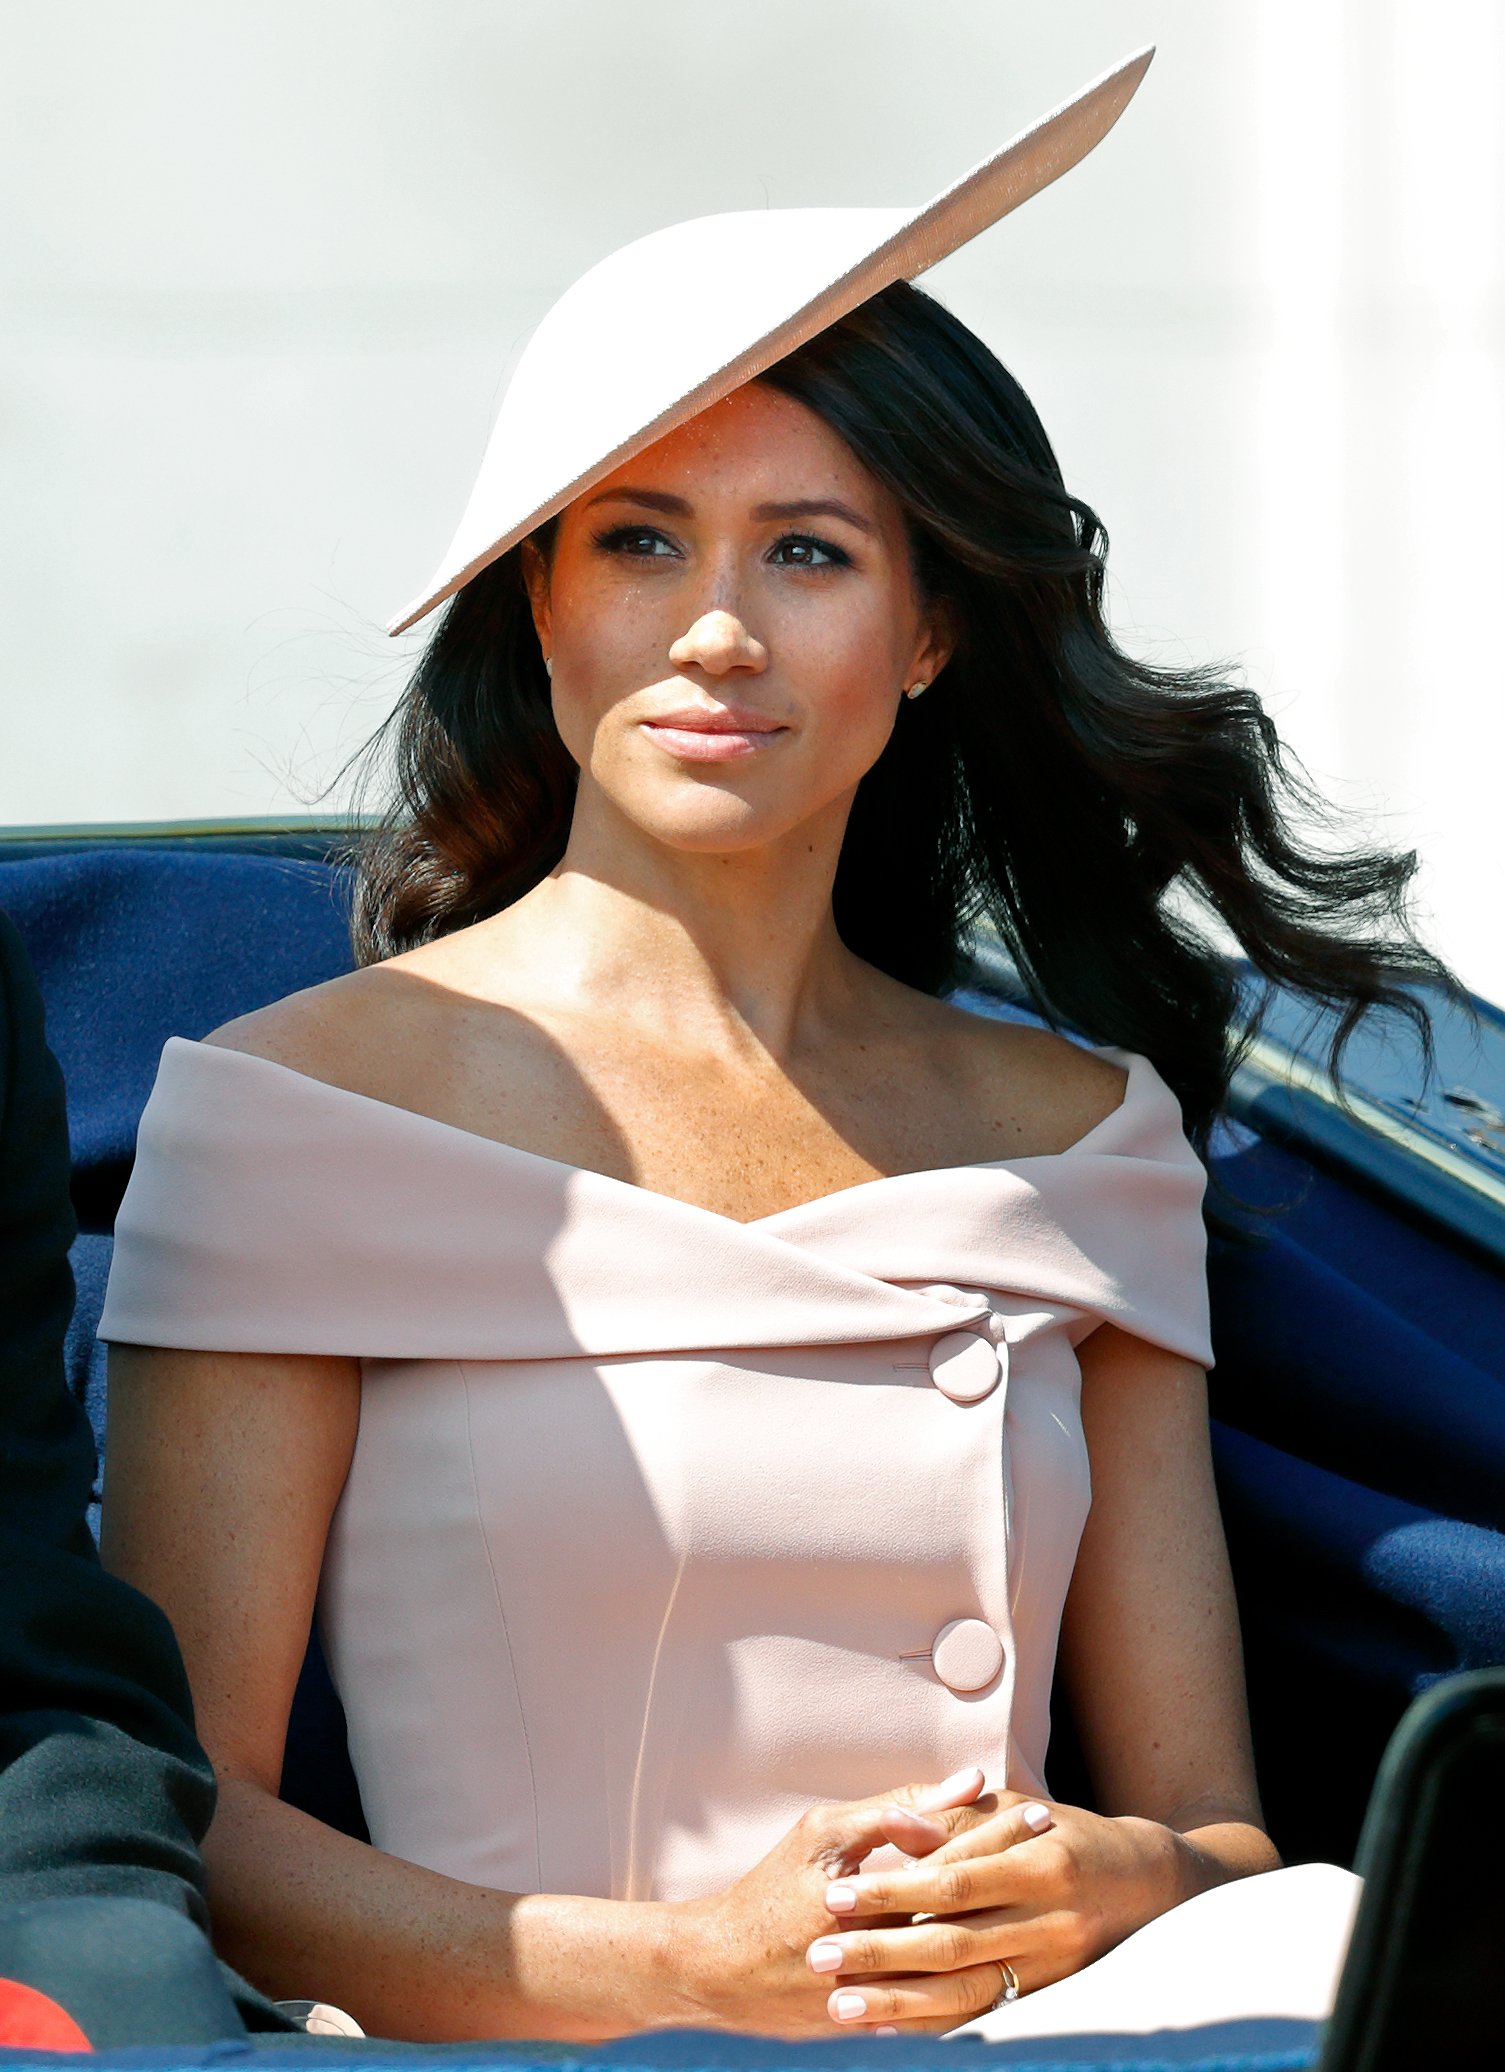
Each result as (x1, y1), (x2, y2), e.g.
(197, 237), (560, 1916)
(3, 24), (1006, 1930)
(98, 1035), (1360, 2049)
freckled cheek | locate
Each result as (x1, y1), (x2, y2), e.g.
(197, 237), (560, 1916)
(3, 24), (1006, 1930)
(793, 646), (905, 767)
(551, 684), (645, 779)
(548, 592), (677, 763)
(559, 579), (670, 680)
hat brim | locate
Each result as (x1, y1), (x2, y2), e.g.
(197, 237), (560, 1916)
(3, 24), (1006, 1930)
(387, 44), (1154, 637)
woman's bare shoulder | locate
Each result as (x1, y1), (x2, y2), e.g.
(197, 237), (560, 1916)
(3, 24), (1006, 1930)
(201, 948), (456, 1098)
(886, 983), (1129, 1157)
(199, 922), (555, 1117)
(206, 970), (369, 1066)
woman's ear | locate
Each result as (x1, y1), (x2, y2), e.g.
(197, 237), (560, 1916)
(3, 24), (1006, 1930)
(915, 598), (959, 689)
(520, 537), (553, 655)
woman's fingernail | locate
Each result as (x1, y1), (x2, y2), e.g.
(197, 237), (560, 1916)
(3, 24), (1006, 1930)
(875, 2027), (899, 2039)
(917, 1766), (983, 1808)
(808, 1940), (845, 1974)
(1021, 1801), (1053, 1834)
(832, 1991), (868, 2022)
(825, 1882), (858, 1913)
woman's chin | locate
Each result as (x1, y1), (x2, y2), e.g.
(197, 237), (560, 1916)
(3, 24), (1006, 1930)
(612, 795), (801, 858)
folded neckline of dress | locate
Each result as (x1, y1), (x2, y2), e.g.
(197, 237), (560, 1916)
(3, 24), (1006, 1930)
(171, 1033), (1148, 1232)
(103, 1037), (1214, 1364)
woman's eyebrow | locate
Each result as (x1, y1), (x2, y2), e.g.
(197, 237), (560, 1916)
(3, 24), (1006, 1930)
(753, 498), (876, 537)
(586, 488), (691, 515)
(584, 487), (876, 536)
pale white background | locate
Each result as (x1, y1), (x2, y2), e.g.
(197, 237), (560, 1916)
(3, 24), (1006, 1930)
(3, 2), (1502, 998)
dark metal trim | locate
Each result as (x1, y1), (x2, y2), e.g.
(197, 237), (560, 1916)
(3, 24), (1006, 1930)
(0, 816), (369, 863)
(961, 939), (1505, 1272)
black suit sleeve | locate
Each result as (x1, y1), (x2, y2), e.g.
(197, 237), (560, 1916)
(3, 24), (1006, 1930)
(0, 906), (216, 1920)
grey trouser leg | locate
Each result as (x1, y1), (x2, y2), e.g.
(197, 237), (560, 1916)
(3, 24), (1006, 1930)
(0, 1895), (245, 2047)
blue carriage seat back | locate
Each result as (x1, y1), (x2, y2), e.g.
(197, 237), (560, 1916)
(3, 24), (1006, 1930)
(1, 842), (366, 1840)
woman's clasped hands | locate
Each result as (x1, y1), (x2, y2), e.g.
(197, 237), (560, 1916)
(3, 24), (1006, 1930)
(808, 1781), (1193, 2035)
(668, 1766), (1189, 2038)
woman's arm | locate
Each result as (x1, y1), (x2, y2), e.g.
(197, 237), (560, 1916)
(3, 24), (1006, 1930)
(99, 1343), (684, 2040)
(100, 1344), (1001, 2040)
(1056, 1321), (1278, 1886)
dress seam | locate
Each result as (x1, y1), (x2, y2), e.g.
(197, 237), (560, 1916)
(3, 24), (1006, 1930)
(458, 1359), (543, 1891)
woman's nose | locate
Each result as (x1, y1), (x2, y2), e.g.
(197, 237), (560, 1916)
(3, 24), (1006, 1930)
(669, 609), (768, 677)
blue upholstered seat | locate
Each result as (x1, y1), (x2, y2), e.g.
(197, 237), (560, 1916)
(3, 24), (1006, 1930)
(3, 836), (1503, 2070)
(5, 844), (366, 1836)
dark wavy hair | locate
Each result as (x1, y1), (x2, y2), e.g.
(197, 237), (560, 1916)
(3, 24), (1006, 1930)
(345, 279), (1469, 1194)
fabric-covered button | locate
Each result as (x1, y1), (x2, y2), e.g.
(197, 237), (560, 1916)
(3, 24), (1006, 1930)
(927, 1329), (1002, 1403)
(931, 1618), (1005, 1692)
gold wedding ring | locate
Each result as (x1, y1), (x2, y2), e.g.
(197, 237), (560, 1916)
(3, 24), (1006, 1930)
(988, 1960), (1020, 2011)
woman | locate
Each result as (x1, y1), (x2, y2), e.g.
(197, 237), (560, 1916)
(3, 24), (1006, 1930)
(98, 54), (1457, 2048)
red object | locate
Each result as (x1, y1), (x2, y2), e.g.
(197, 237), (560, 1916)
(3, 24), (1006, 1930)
(0, 1980), (92, 2052)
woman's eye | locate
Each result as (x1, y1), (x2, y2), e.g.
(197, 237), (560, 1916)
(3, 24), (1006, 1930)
(591, 525), (849, 568)
(770, 534), (849, 569)
(595, 525), (678, 558)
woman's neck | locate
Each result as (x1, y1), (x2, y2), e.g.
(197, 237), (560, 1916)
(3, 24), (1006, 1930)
(472, 785), (866, 1065)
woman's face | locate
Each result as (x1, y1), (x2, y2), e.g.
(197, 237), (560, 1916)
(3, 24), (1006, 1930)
(522, 380), (952, 858)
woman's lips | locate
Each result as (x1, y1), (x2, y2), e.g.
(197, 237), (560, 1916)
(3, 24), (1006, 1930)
(639, 711), (788, 763)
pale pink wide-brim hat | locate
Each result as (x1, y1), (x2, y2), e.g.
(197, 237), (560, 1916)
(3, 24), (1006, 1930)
(387, 44), (1155, 638)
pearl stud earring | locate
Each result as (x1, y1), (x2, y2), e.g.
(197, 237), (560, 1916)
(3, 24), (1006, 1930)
(905, 678), (929, 700)
(544, 656), (553, 678)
